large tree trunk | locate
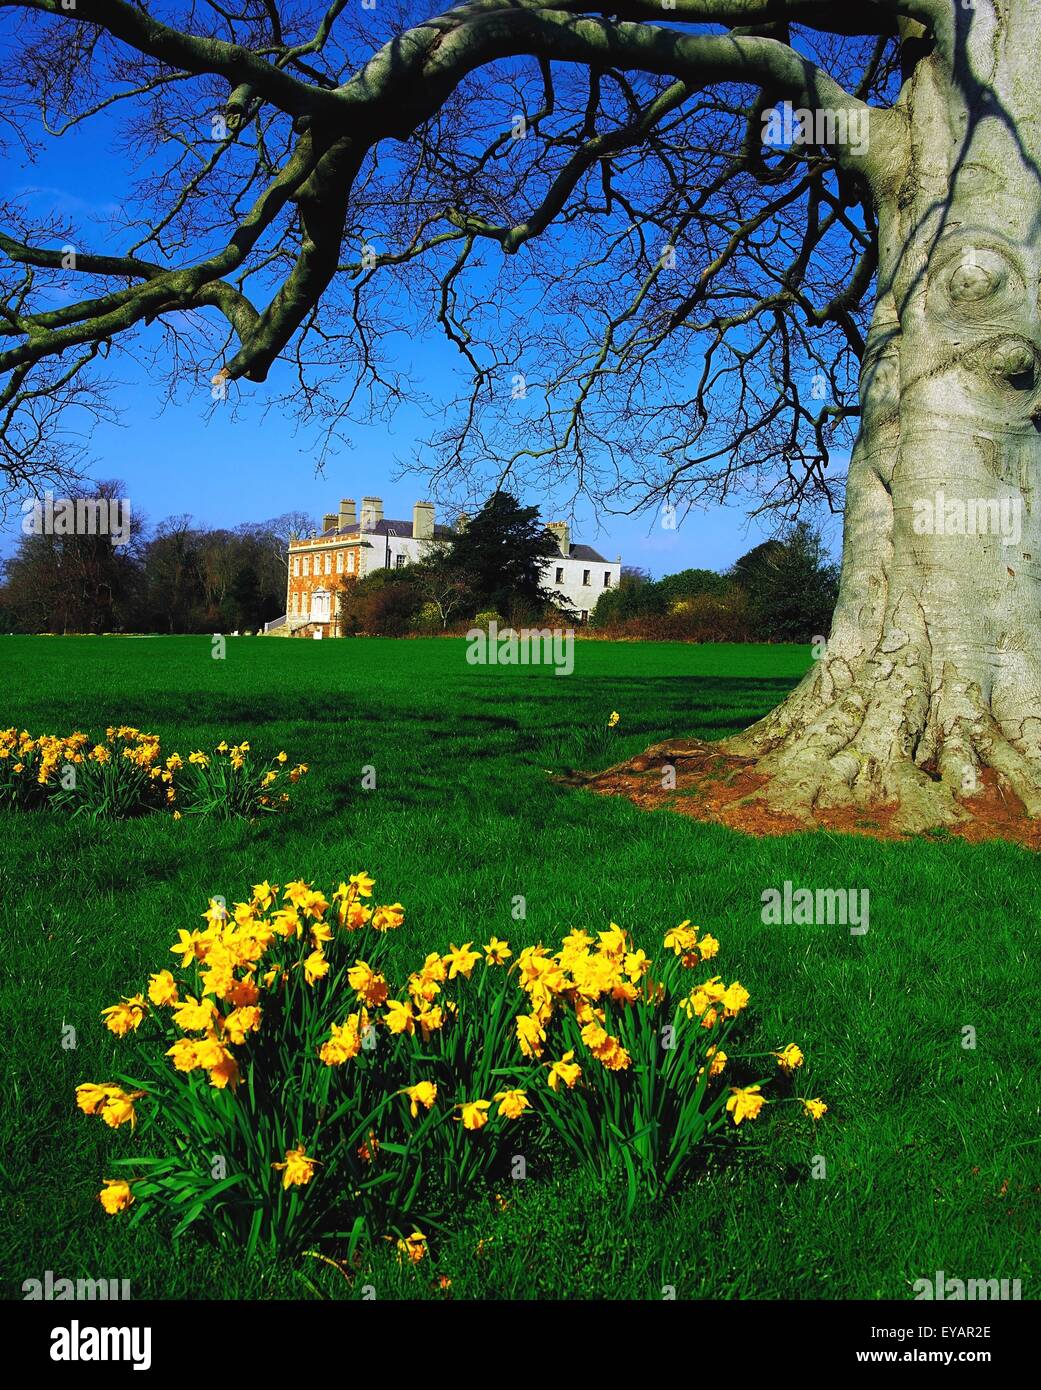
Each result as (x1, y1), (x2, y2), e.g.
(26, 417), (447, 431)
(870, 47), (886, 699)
(724, 6), (1041, 833)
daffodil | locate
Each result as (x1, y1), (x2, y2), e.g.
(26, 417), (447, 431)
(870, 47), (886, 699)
(494, 1089), (529, 1120)
(443, 941), (480, 980)
(547, 1051), (582, 1091)
(75, 1083), (145, 1130)
(272, 1145), (318, 1189)
(516, 1012), (546, 1058)
(417, 1005), (444, 1041)
(147, 970), (179, 1006)
(722, 981), (750, 1017)
(598, 923), (627, 958)
(372, 902), (405, 932)
(774, 1043), (804, 1072)
(384, 999), (415, 1035)
(301, 948), (329, 986)
(251, 880), (277, 910)
(98, 1179), (134, 1215)
(707, 1047), (727, 1077)
(402, 1081), (437, 1118)
(101, 995), (147, 1037)
(396, 1231), (427, 1263)
(317, 1011), (368, 1065)
(170, 929), (203, 967)
(166, 1039), (200, 1071)
(801, 1097), (828, 1121)
(347, 960), (388, 1006)
(172, 995), (218, 1032)
(222, 1005), (261, 1044)
(664, 922), (698, 956)
(726, 1085), (767, 1125)
(484, 936), (512, 965)
(459, 1100), (491, 1131)
(624, 948), (650, 981)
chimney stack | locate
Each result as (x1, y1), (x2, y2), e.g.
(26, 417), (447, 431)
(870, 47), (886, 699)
(322, 512), (338, 533)
(338, 498), (357, 530)
(412, 500), (435, 540)
(360, 496), (383, 531)
(547, 521), (570, 557)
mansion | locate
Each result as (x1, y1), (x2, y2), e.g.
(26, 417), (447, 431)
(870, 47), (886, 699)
(276, 496), (621, 637)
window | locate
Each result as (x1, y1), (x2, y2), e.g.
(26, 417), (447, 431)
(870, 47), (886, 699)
(580, 611), (588, 623)
(292, 556), (299, 577)
(555, 567), (564, 583)
(604, 571), (611, 587)
(582, 569), (591, 586)
(324, 553), (331, 575)
(336, 550), (344, 573)
(303, 556), (310, 577)
(396, 554), (407, 569)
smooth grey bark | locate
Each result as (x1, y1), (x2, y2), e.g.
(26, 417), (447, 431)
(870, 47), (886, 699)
(725, 3), (1041, 829)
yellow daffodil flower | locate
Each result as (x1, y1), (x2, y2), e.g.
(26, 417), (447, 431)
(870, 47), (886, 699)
(272, 1145), (318, 1189)
(98, 1179), (134, 1215)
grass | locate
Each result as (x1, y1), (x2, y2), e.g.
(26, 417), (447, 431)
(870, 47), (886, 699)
(1, 634), (1038, 1301)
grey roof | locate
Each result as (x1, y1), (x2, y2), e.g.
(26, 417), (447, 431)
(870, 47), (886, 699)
(314, 520), (611, 560)
(369, 519), (456, 539)
(566, 543), (611, 563)
(320, 518), (455, 539)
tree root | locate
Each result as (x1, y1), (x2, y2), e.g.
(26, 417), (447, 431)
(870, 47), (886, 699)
(584, 655), (1041, 846)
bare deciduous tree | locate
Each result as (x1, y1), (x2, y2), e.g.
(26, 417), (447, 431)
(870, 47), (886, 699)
(412, 540), (474, 627)
(1, 0), (1038, 830)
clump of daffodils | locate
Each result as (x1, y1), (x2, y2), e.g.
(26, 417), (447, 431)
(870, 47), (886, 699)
(78, 876), (825, 1257)
(0, 726), (307, 819)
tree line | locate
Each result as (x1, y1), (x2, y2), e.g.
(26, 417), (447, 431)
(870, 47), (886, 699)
(590, 523), (840, 644)
(0, 481), (309, 635)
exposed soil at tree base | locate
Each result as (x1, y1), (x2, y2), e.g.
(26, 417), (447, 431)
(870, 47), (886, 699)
(571, 740), (1041, 850)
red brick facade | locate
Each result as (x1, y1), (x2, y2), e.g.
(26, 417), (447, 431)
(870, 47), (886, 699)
(286, 531), (361, 637)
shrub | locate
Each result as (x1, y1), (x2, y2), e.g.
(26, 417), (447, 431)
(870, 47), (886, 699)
(589, 588), (752, 642)
(0, 726), (307, 820)
(414, 602), (443, 634)
(77, 875), (826, 1260)
(472, 610), (502, 631)
(361, 583), (421, 636)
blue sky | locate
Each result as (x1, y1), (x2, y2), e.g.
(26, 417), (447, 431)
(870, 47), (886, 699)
(1, 59), (844, 576)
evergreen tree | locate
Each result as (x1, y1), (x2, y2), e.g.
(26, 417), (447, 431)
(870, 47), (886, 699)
(448, 492), (560, 616)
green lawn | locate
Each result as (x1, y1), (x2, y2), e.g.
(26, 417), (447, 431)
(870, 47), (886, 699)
(1, 635), (1038, 1301)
